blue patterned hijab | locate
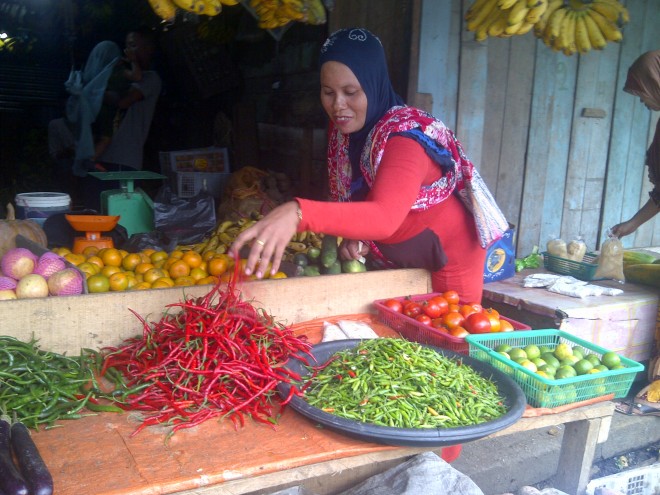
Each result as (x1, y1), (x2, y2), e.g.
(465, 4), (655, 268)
(319, 28), (404, 176)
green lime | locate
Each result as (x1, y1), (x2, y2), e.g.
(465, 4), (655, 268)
(508, 348), (528, 361)
(610, 364), (626, 370)
(554, 343), (573, 360)
(539, 345), (553, 355)
(601, 351), (621, 369)
(497, 351), (510, 360)
(586, 354), (601, 367)
(532, 357), (547, 369)
(560, 355), (580, 366)
(536, 370), (552, 379)
(572, 346), (586, 360)
(594, 364), (609, 373)
(539, 364), (556, 376)
(518, 360), (537, 372)
(556, 365), (577, 379)
(524, 344), (541, 360)
(574, 359), (594, 375)
(541, 353), (561, 369)
(495, 343), (514, 354)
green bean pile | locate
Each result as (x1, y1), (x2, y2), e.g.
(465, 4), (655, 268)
(302, 339), (507, 429)
(0, 336), (99, 429)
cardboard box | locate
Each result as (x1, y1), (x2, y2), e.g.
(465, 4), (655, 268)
(484, 224), (516, 283)
(159, 147), (231, 196)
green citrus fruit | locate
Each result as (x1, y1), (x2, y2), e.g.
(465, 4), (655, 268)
(556, 365), (577, 379)
(532, 357), (547, 369)
(574, 359), (594, 375)
(572, 346), (586, 359)
(539, 364), (557, 376)
(541, 353), (561, 369)
(524, 344), (541, 360)
(554, 343), (573, 360)
(508, 348), (527, 361)
(518, 360), (537, 372)
(495, 343), (513, 354)
(586, 354), (601, 367)
(601, 351), (621, 369)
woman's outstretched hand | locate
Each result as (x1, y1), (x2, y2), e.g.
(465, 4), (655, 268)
(230, 201), (301, 278)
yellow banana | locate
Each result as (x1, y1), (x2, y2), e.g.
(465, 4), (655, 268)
(216, 220), (235, 234)
(505, 20), (525, 35)
(507, 0), (530, 26)
(544, 6), (567, 44)
(589, 1), (619, 23)
(593, 0), (629, 22)
(516, 21), (536, 35)
(303, 0), (327, 24)
(498, 0), (519, 9)
(474, 6), (503, 40)
(534, 0), (563, 38)
(466, 0), (499, 32)
(172, 0), (205, 13)
(587, 8), (622, 42)
(525, 0), (547, 24)
(200, 0), (222, 15)
(466, 0), (496, 21)
(488, 16), (509, 37)
(574, 14), (591, 54)
(583, 11), (607, 49)
(220, 0), (240, 5)
(148, 0), (177, 21)
(560, 9), (577, 55)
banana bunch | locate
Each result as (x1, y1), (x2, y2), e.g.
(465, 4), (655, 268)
(465, 0), (549, 41)
(534, 0), (628, 55)
(147, 0), (238, 21)
(248, 0), (326, 29)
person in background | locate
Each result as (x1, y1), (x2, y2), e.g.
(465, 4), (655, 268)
(611, 49), (660, 238)
(84, 27), (162, 211)
(231, 28), (508, 303)
(47, 116), (77, 198)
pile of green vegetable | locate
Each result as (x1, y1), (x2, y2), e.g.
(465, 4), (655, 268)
(301, 339), (507, 429)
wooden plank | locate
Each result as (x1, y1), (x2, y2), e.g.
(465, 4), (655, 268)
(518, 42), (577, 256)
(493, 35), (536, 232)
(0, 269), (431, 356)
(552, 418), (603, 495)
(561, 48), (619, 249)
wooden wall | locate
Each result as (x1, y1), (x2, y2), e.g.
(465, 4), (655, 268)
(415, 0), (660, 255)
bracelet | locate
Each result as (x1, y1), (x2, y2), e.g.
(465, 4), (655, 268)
(296, 205), (303, 223)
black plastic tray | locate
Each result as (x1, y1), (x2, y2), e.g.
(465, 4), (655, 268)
(277, 340), (527, 447)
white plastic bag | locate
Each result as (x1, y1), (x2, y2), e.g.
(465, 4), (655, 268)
(594, 232), (625, 283)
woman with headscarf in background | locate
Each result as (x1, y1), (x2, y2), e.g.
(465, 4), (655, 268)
(65, 40), (121, 177)
(611, 50), (660, 238)
(231, 28), (508, 303)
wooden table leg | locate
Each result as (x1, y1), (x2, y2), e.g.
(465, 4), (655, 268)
(552, 417), (603, 495)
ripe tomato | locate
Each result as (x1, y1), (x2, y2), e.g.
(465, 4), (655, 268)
(442, 290), (460, 306)
(459, 304), (479, 318)
(431, 318), (448, 332)
(403, 301), (422, 318)
(499, 319), (515, 332)
(449, 326), (469, 338)
(415, 314), (432, 326)
(383, 298), (403, 313)
(464, 312), (491, 334)
(483, 308), (501, 332)
(422, 300), (444, 319)
(427, 296), (449, 317)
(442, 311), (465, 330)
(448, 303), (461, 313)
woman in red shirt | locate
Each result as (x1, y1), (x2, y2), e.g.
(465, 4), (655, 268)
(231, 28), (507, 303)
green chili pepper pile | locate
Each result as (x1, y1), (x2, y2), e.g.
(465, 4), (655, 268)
(302, 339), (507, 429)
(0, 336), (100, 429)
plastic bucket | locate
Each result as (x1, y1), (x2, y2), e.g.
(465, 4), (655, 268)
(15, 192), (71, 227)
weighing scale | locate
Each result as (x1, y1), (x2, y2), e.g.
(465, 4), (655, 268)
(88, 171), (166, 237)
(65, 215), (120, 254)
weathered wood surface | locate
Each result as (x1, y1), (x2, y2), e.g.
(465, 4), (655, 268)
(415, 0), (660, 255)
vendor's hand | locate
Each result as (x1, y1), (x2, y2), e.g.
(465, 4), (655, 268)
(610, 220), (637, 238)
(230, 201), (301, 278)
(339, 239), (369, 261)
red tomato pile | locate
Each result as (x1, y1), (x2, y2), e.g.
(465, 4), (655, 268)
(381, 290), (515, 339)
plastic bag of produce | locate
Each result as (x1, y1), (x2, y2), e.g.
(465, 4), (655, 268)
(153, 185), (216, 245)
(594, 232), (625, 283)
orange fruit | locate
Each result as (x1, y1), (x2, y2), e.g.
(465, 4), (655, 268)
(121, 253), (142, 271)
(207, 257), (229, 277)
(196, 275), (219, 285)
(168, 260), (191, 279)
(87, 274), (110, 293)
(143, 268), (168, 284)
(151, 277), (174, 289)
(109, 272), (129, 291)
(174, 276), (196, 286)
(77, 262), (100, 278)
(125, 274), (138, 289)
(182, 251), (203, 268)
(118, 249), (129, 258)
(82, 246), (99, 257)
(270, 271), (287, 279)
(141, 248), (156, 257)
(135, 262), (155, 275)
(64, 253), (86, 266)
(202, 251), (217, 261)
(153, 259), (166, 269)
(101, 265), (122, 278)
(189, 267), (208, 281)
(150, 250), (169, 264)
(170, 250), (185, 260)
(54, 247), (72, 256)
(499, 319), (515, 332)
(101, 248), (123, 267)
(132, 281), (151, 290)
(86, 255), (104, 269)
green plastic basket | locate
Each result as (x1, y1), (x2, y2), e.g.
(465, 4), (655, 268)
(465, 330), (644, 408)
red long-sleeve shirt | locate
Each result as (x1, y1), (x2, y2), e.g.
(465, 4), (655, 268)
(297, 136), (486, 302)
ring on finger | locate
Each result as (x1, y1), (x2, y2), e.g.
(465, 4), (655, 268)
(255, 239), (266, 247)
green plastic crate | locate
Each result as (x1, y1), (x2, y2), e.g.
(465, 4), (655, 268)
(465, 330), (644, 408)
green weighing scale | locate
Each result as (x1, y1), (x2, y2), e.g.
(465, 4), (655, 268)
(88, 171), (166, 237)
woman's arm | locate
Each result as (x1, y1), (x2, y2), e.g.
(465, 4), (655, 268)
(611, 197), (660, 237)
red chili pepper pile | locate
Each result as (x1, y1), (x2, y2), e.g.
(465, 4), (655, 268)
(99, 277), (311, 437)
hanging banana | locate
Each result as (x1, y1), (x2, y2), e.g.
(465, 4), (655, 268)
(148, 0), (177, 21)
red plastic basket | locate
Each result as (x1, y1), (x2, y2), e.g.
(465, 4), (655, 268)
(373, 293), (531, 355)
